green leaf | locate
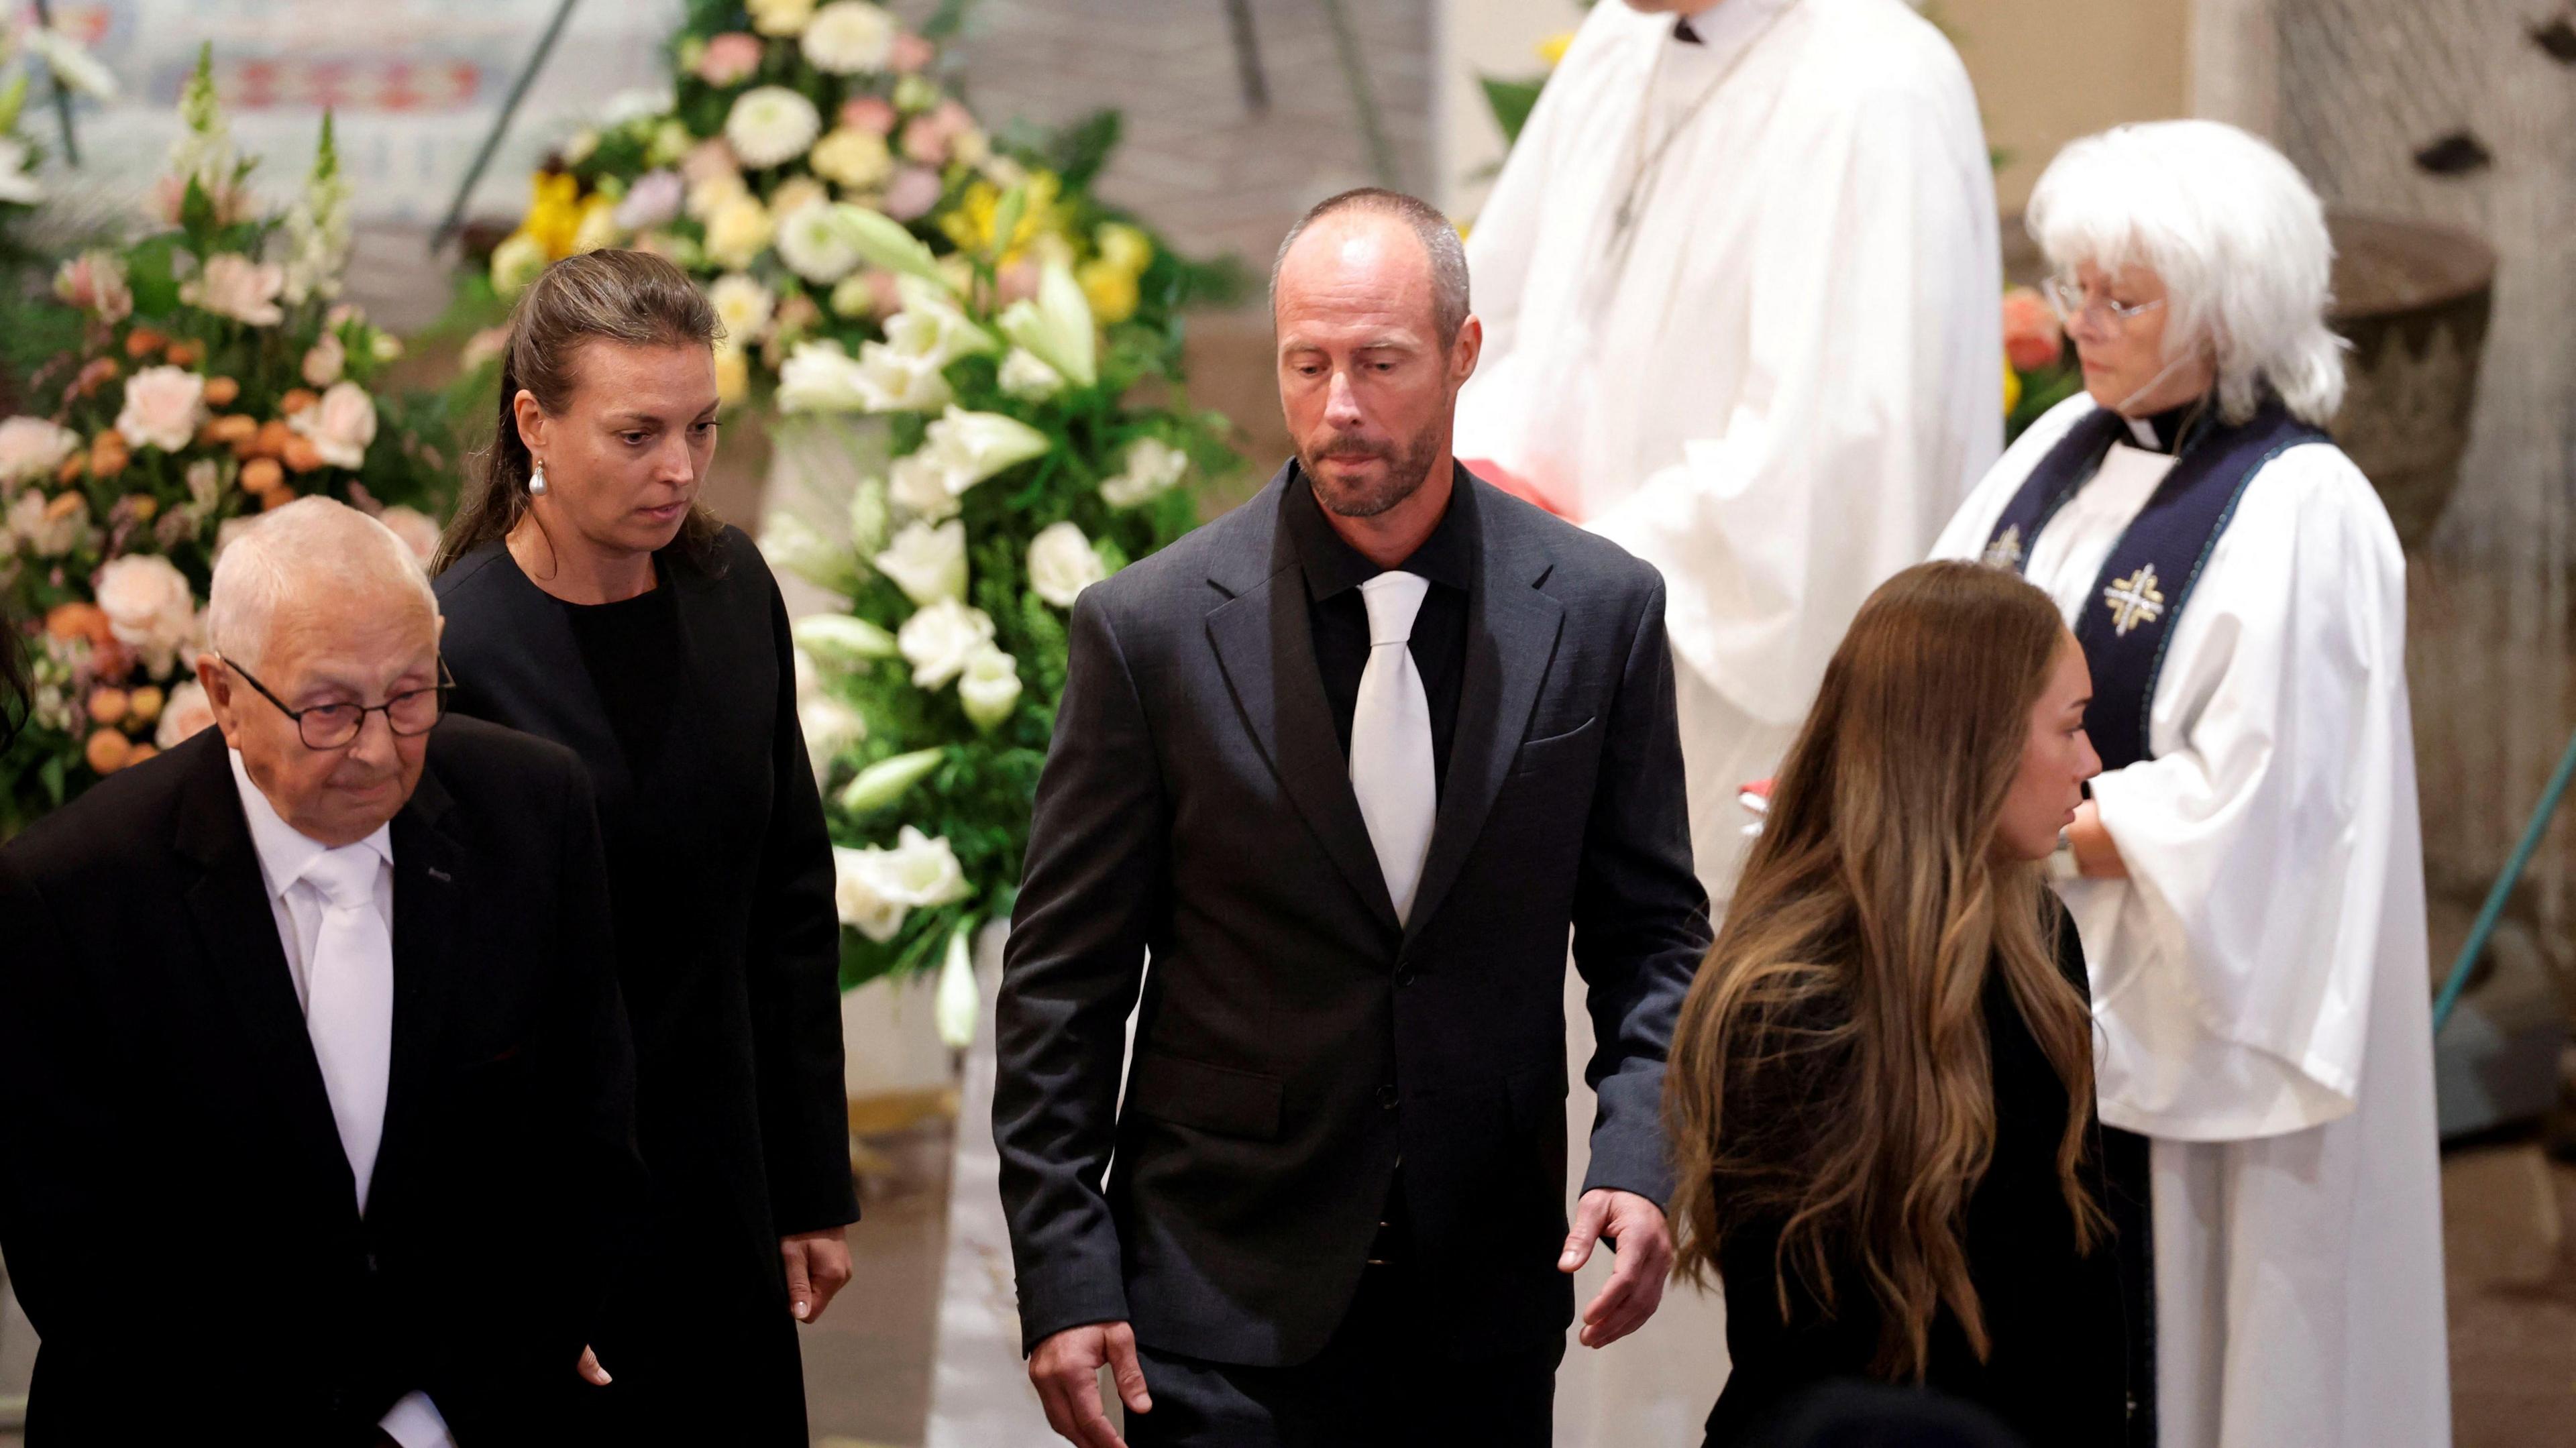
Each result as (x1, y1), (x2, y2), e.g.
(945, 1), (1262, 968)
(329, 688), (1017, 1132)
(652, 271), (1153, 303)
(1481, 75), (1548, 147)
(1044, 110), (1124, 194)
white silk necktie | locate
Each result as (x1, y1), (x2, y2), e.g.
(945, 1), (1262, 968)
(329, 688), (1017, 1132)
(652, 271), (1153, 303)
(299, 845), (394, 1215)
(1350, 571), (1438, 924)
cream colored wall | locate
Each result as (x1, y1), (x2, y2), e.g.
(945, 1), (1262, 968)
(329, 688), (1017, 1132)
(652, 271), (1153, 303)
(1432, 0), (2195, 217)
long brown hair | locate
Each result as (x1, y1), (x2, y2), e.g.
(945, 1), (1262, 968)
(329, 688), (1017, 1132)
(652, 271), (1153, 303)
(1665, 561), (2105, 1379)
(431, 249), (724, 575)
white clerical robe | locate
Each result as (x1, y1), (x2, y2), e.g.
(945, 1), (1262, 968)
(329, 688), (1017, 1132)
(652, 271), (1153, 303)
(1461, 0), (2002, 895)
(1460, 3), (1999, 1439)
(1932, 395), (2451, 1448)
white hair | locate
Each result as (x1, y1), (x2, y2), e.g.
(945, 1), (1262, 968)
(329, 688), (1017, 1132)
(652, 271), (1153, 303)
(2027, 119), (2347, 426)
(205, 496), (439, 671)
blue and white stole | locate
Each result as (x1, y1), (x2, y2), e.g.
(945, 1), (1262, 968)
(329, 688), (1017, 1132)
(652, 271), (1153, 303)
(1980, 398), (2328, 771)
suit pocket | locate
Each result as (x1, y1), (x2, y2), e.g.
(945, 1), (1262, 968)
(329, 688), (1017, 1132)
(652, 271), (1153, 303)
(1509, 716), (1599, 775)
(1126, 1049), (1285, 1140)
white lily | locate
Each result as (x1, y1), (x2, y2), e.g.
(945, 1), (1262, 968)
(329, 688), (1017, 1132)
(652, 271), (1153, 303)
(841, 204), (949, 288)
(996, 258), (1097, 389)
(838, 746), (945, 814)
(1099, 436), (1192, 508)
(792, 613), (900, 671)
(897, 597), (998, 689)
(957, 646), (1022, 730)
(873, 518), (969, 606)
(934, 920), (980, 1048)
(996, 347), (1065, 402)
(760, 510), (863, 597)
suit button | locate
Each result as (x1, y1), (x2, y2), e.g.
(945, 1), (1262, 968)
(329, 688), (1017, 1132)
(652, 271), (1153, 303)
(1376, 1084), (1400, 1110)
(1395, 965), (1417, 987)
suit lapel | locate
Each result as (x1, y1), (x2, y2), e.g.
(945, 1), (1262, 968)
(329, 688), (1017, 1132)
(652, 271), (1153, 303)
(374, 765), (463, 1213)
(1405, 484), (1564, 946)
(1204, 471), (1403, 932)
(172, 736), (358, 1207)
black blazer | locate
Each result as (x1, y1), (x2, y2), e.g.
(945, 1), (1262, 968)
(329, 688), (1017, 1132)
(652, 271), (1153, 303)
(994, 463), (1713, 1367)
(0, 720), (641, 1445)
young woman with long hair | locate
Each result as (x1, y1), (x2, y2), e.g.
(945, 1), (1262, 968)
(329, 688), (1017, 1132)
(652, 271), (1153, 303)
(1668, 560), (2130, 1445)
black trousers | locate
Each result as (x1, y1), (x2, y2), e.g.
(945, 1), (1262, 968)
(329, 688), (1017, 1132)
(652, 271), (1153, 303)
(1126, 1260), (1565, 1447)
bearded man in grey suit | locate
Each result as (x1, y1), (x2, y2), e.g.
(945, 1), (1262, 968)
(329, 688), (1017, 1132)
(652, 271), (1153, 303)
(994, 188), (1713, 1448)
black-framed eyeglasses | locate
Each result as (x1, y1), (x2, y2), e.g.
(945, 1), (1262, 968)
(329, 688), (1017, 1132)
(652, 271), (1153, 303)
(219, 655), (453, 751)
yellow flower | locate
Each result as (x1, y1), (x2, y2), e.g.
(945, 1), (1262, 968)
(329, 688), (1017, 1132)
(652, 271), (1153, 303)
(524, 171), (585, 259)
(811, 127), (894, 190)
(1093, 221), (1152, 276)
(1538, 30), (1574, 66)
(748, 0), (814, 37)
(714, 341), (751, 406)
(2002, 356), (2022, 415)
(1077, 258), (1139, 326)
(938, 172), (1064, 266)
(704, 194), (777, 271)
(572, 194), (622, 254)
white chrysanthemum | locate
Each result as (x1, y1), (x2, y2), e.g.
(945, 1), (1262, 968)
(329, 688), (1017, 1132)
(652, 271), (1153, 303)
(707, 273), (778, 345)
(802, 1), (898, 74)
(775, 201), (865, 284)
(725, 87), (824, 170)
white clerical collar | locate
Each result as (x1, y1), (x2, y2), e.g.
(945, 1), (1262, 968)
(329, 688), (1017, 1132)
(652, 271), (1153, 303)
(229, 747), (392, 903)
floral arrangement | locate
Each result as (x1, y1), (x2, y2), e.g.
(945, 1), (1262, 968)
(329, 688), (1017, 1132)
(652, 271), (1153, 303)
(0, 13), (115, 221)
(0, 50), (452, 832)
(468, 0), (1237, 410)
(2001, 284), (2080, 442)
(753, 195), (1233, 1025)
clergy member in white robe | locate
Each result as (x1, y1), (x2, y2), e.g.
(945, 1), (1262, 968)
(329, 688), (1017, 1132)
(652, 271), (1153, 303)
(1931, 121), (2448, 1448)
(1457, 3), (2000, 1439)
(1460, 0), (2002, 898)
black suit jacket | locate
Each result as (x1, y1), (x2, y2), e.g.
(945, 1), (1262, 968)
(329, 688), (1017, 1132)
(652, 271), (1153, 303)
(0, 720), (641, 1445)
(994, 463), (1713, 1367)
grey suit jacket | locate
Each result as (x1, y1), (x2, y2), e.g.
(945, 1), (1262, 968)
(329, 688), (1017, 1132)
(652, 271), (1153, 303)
(994, 463), (1711, 1366)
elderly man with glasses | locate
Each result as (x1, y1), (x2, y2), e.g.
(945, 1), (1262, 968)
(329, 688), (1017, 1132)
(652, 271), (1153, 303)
(0, 497), (643, 1446)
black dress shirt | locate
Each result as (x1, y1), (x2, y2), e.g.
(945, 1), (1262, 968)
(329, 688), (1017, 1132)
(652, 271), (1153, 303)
(1284, 464), (1475, 800)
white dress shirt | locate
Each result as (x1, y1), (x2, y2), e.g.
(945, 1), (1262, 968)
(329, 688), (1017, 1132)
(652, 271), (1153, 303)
(228, 750), (455, 1448)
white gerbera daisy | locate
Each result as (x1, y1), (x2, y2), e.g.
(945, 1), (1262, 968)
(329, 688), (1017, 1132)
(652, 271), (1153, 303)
(725, 87), (824, 170)
(708, 273), (779, 345)
(802, 1), (898, 74)
(775, 201), (864, 284)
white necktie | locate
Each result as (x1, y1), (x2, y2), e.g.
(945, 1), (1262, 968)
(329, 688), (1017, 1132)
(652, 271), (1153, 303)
(299, 846), (394, 1215)
(1350, 572), (1438, 925)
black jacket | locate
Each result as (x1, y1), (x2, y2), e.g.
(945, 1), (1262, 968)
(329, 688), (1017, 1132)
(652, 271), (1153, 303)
(994, 464), (1713, 1367)
(0, 720), (640, 1445)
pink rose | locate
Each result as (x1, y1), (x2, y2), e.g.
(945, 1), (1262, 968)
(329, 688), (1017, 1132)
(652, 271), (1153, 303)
(182, 252), (287, 327)
(377, 506), (441, 565)
(882, 165), (944, 221)
(682, 137), (742, 186)
(303, 331), (347, 387)
(288, 382), (379, 469)
(698, 32), (765, 86)
(889, 31), (934, 74)
(54, 251), (133, 323)
(115, 366), (208, 453)
(839, 95), (898, 135)
(2002, 287), (2063, 372)
(898, 113), (949, 166)
(156, 679), (215, 749)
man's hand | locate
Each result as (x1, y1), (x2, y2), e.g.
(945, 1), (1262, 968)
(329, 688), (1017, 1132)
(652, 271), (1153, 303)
(1029, 1321), (1152, 1448)
(782, 1227), (854, 1323)
(576, 1344), (611, 1386)
(1559, 1188), (1673, 1349)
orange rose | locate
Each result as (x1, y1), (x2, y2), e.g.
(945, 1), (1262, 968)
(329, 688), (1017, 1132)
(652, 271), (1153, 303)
(45, 489), (89, 525)
(54, 453), (85, 484)
(127, 684), (166, 723)
(89, 434), (129, 479)
(125, 742), (159, 767)
(239, 455), (284, 494)
(164, 339), (205, 368)
(281, 435), (325, 474)
(207, 414), (260, 449)
(254, 419), (295, 459)
(88, 687), (129, 724)
(2002, 286), (2063, 372)
(280, 388), (319, 416)
(85, 728), (133, 774)
(123, 329), (166, 358)
(203, 376), (241, 407)
(74, 356), (120, 396)
(46, 602), (115, 649)
(262, 484), (297, 510)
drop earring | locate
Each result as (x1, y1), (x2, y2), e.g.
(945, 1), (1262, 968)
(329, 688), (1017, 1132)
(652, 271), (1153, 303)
(529, 459), (549, 496)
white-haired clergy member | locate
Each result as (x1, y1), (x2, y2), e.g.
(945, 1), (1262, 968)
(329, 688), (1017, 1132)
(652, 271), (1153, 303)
(0, 498), (642, 1447)
(1931, 121), (2447, 1448)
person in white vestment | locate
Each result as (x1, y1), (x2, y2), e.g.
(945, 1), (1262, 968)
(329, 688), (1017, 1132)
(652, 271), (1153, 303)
(1931, 120), (2449, 1448)
(1456, 2), (2001, 1436)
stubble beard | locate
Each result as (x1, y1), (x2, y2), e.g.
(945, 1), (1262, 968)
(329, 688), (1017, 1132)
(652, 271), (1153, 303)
(1301, 421), (1446, 520)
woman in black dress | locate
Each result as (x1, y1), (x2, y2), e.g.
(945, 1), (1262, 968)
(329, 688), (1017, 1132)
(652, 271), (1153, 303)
(1666, 561), (2134, 1447)
(430, 250), (855, 1443)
